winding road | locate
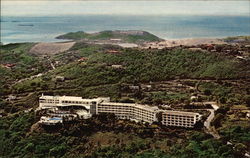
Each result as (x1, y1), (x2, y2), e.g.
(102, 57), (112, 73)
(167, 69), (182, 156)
(204, 102), (220, 139)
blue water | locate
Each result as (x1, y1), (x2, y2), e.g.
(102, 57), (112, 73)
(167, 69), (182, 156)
(1, 15), (250, 44)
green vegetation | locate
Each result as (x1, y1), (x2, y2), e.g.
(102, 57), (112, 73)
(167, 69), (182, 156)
(9, 46), (248, 107)
(3, 43), (248, 112)
(87, 48), (245, 80)
(3, 42), (249, 96)
(0, 112), (69, 158)
(141, 91), (189, 105)
(0, 43), (51, 95)
(199, 81), (250, 105)
(1, 112), (249, 158)
(224, 36), (250, 43)
(56, 30), (162, 43)
(0, 112), (250, 158)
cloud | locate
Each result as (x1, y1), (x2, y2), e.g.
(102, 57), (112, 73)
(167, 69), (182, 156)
(1, 0), (250, 16)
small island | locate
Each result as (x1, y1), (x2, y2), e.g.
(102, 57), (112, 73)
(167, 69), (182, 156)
(18, 24), (34, 27)
(56, 30), (163, 44)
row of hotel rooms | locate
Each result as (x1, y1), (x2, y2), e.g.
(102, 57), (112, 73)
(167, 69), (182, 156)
(39, 95), (201, 128)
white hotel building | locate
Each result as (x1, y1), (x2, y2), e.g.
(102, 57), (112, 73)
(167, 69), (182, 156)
(161, 110), (201, 128)
(92, 102), (159, 124)
(39, 95), (201, 127)
(38, 94), (110, 110)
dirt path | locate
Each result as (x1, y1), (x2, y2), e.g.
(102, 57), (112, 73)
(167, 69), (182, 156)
(12, 73), (43, 86)
(48, 58), (55, 70)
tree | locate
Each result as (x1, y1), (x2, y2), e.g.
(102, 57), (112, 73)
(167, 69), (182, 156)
(243, 95), (250, 107)
(42, 75), (51, 81)
(219, 97), (226, 104)
(30, 82), (36, 87)
(24, 143), (34, 152)
(49, 145), (67, 158)
(211, 113), (224, 128)
(204, 89), (212, 96)
(216, 105), (229, 115)
(234, 143), (247, 157)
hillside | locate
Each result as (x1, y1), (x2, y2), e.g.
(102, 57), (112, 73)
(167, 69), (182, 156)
(1, 40), (250, 111)
(223, 35), (250, 44)
(29, 42), (75, 56)
(56, 30), (163, 43)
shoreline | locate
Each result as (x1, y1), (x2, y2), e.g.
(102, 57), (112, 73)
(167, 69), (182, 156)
(144, 37), (226, 49)
(1, 35), (249, 46)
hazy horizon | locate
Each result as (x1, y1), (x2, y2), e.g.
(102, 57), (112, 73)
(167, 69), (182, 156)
(1, 1), (249, 43)
(1, 1), (250, 16)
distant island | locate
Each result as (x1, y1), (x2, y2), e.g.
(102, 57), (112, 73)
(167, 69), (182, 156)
(18, 24), (34, 27)
(11, 20), (21, 23)
(56, 30), (163, 43)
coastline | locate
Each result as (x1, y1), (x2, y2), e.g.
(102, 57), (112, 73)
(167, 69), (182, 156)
(2, 15), (250, 44)
(2, 35), (249, 48)
(144, 37), (227, 48)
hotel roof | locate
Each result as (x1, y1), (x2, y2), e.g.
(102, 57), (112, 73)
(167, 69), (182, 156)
(162, 110), (200, 116)
(100, 102), (159, 112)
(40, 95), (109, 102)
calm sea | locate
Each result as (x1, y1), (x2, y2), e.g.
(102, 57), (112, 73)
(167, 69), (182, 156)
(1, 15), (250, 44)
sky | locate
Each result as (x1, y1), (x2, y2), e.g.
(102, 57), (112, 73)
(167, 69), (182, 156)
(1, 0), (250, 16)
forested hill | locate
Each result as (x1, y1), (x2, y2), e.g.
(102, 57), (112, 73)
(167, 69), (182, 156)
(56, 30), (163, 43)
(1, 42), (250, 97)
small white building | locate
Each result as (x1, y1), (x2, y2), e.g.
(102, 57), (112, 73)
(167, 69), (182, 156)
(129, 85), (140, 90)
(141, 84), (152, 90)
(110, 38), (122, 42)
(190, 96), (198, 101)
(6, 95), (16, 101)
(111, 65), (123, 69)
(55, 76), (65, 82)
(246, 111), (250, 119)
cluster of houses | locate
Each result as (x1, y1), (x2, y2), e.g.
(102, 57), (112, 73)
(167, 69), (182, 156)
(38, 94), (202, 128)
(142, 41), (249, 61)
(1, 63), (15, 69)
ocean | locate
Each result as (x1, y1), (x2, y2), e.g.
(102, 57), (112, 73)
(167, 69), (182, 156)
(1, 15), (250, 44)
